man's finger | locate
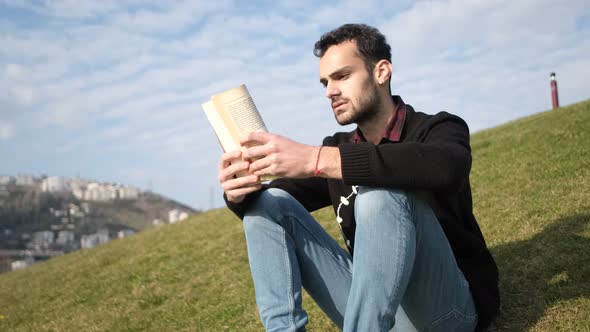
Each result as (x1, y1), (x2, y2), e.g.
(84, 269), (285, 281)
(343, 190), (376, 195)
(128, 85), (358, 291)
(241, 131), (273, 147)
(226, 184), (262, 200)
(243, 144), (273, 160)
(253, 165), (275, 177)
(219, 150), (242, 170)
(249, 155), (273, 174)
(222, 174), (260, 192)
(219, 160), (250, 182)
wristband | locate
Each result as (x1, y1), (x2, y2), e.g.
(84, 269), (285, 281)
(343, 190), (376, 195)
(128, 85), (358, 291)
(314, 146), (324, 176)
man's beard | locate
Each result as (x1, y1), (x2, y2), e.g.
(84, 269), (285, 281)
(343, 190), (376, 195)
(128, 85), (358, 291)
(334, 77), (381, 126)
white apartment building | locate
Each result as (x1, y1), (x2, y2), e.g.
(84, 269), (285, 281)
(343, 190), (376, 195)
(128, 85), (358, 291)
(32, 230), (54, 245)
(81, 202), (90, 214)
(68, 203), (80, 216)
(81, 229), (110, 249)
(169, 209), (179, 224)
(72, 187), (85, 200)
(118, 186), (139, 199)
(0, 186), (8, 207)
(15, 174), (34, 186)
(11, 257), (34, 271)
(41, 176), (68, 192)
(83, 183), (117, 201)
(72, 182), (139, 202)
(70, 177), (90, 189)
(169, 209), (189, 224)
(29, 230), (55, 250)
(117, 229), (135, 238)
(0, 186), (8, 198)
(56, 230), (75, 245)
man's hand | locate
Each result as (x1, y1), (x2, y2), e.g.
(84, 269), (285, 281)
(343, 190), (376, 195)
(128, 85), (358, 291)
(218, 150), (262, 203)
(242, 132), (317, 178)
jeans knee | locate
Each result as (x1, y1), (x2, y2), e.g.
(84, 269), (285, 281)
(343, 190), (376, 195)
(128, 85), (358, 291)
(246, 188), (290, 213)
(354, 187), (412, 222)
(243, 188), (295, 227)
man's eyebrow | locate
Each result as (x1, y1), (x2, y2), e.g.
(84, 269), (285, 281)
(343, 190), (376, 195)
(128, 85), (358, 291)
(319, 66), (353, 85)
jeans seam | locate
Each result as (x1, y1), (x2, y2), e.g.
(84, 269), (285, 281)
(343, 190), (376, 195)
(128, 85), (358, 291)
(430, 307), (477, 327)
(384, 204), (408, 326)
(281, 212), (353, 274)
(280, 226), (296, 331)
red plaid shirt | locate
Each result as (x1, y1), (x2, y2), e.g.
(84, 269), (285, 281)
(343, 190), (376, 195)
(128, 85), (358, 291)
(350, 95), (407, 143)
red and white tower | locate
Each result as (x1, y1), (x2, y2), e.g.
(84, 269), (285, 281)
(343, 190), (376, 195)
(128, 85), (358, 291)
(550, 72), (560, 109)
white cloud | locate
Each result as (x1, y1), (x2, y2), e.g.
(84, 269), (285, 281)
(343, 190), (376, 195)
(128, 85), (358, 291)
(1, 0), (589, 208)
(377, 0), (590, 131)
(1, 0), (138, 19)
(0, 123), (15, 141)
(108, 1), (231, 35)
(2, 64), (35, 106)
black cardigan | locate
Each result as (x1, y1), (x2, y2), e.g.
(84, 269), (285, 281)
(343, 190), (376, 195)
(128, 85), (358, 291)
(225, 102), (499, 330)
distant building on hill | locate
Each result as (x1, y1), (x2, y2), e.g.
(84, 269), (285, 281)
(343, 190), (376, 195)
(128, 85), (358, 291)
(41, 176), (69, 192)
(0, 175), (12, 185)
(168, 209), (189, 224)
(56, 230), (75, 245)
(81, 202), (90, 214)
(29, 230), (55, 251)
(0, 186), (8, 208)
(117, 229), (135, 238)
(72, 182), (140, 201)
(11, 257), (34, 271)
(15, 174), (35, 186)
(83, 183), (117, 201)
(68, 203), (85, 218)
(169, 209), (179, 224)
(118, 186), (139, 199)
(179, 211), (189, 221)
(81, 229), (110, 249)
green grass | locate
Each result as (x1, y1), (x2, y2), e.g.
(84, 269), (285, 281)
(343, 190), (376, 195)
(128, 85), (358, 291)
(1, 100), (589, 331)
(471, 100), (590, 331)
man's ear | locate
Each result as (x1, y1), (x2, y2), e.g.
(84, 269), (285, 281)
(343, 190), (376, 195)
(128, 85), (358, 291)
(374, 60), (393, 85)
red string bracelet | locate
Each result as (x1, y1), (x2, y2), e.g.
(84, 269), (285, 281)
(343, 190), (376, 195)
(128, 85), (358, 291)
(314, 146), (324, 176)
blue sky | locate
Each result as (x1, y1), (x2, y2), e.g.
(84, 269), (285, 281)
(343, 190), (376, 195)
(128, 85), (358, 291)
(1, 0), (589, 210)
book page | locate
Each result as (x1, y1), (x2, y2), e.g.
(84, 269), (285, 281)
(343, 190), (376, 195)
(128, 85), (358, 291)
(202, 100), (249, 178)
(203, 84), (277, 182)
(211, 84), (267, 143)
(202, 101), (239, 152)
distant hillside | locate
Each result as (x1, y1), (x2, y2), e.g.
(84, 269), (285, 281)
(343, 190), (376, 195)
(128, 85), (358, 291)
(0, 100), (589, 331)
(0, 188), (196, 235)
(0, 179), (198, 273)
(86, 190), (198, 232)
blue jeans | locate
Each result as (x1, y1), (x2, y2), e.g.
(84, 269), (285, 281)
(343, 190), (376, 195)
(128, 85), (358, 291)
(243, 187), (478, 332)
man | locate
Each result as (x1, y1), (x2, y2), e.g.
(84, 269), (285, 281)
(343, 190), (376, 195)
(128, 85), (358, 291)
(219, 24), (499, 332)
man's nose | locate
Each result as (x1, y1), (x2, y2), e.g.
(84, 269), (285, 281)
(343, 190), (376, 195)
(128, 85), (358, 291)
(325, 82), (341, 99)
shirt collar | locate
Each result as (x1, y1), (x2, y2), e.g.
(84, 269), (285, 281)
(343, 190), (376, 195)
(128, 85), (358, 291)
(351, 95), (407, 143)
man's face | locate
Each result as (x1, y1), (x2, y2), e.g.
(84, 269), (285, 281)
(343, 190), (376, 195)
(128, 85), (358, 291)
(319, 40), (380, 126)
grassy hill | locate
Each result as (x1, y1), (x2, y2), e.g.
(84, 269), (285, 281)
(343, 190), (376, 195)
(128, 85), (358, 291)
(1, 100), (589, 331)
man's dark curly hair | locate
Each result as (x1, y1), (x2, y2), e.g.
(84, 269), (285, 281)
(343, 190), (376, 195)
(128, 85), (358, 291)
(313, 23), (391, 74)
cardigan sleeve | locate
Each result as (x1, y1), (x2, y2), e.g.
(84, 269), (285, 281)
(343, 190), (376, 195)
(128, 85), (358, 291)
(339, 113), (472, 192)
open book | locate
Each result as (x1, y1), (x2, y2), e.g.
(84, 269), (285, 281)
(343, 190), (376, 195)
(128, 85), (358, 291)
(202, 84), (276, 181)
